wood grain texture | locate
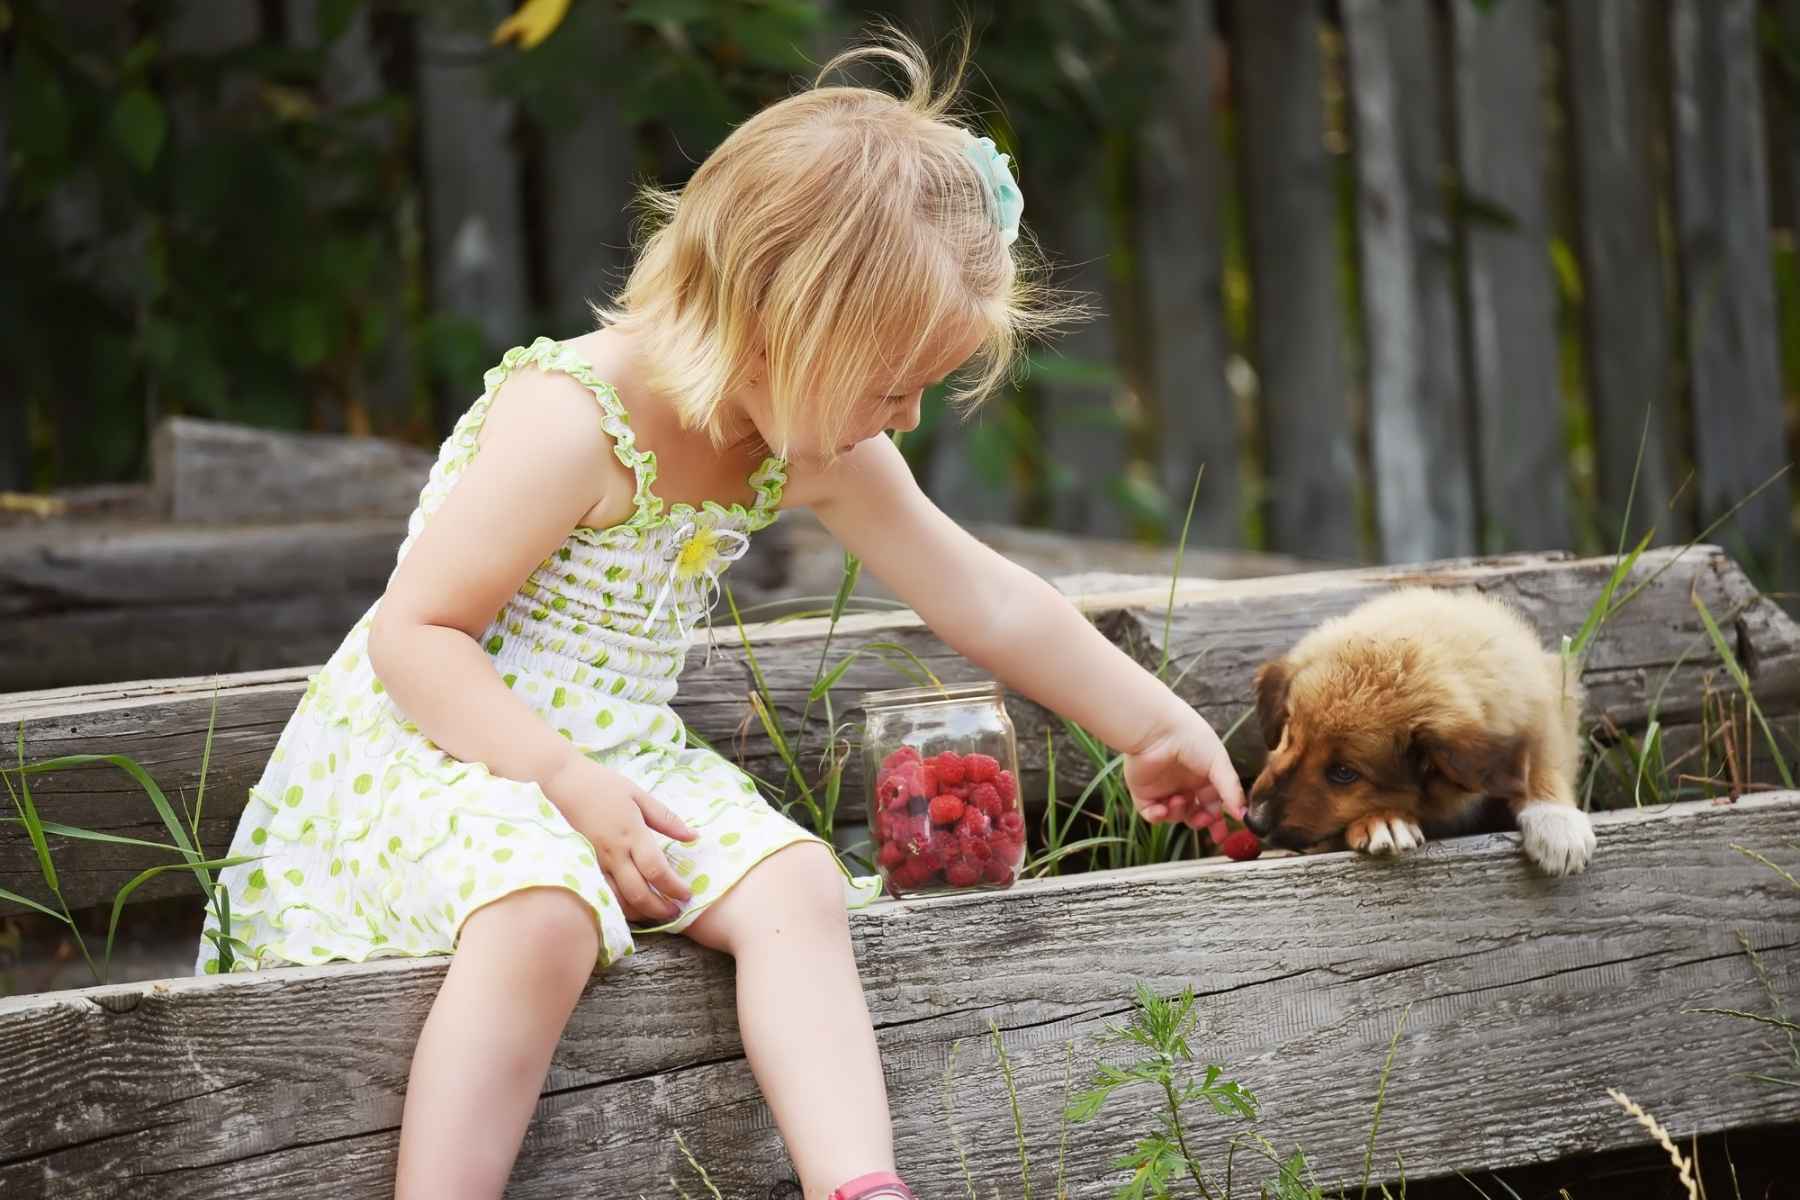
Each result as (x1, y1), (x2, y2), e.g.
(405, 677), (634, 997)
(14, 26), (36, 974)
(4, 547), (1797, 919)
(1670, 0), (1793, 583)
(1342, 0), (1477, 564)
(1561, 0), (1683, 541)
(1233, 0), (1359, 561)
(1136, 0), (1242, 551)
(149, 418), (435, 525)
(0, 506), (1309, 692)
(1451, 0), (1571, 553)
(1, 795), (1795, 1198)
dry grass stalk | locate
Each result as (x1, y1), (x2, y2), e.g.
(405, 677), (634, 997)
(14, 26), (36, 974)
(1606, 1088), (1699, 1200)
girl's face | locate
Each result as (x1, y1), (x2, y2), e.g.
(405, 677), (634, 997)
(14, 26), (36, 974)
(737, 323), (985, 467)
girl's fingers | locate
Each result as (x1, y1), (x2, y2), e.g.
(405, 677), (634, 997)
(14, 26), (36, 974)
(633, 838), (693, 907)
(609, 856), (678, 922)
(634, 790), (699, 843)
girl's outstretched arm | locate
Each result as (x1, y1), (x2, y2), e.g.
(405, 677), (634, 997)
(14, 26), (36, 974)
(806, 436), (1245, 825)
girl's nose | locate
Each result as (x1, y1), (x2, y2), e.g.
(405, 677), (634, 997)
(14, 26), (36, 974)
(891, 396), (922, 434)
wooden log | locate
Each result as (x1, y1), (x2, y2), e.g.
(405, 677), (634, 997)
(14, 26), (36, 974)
(1136, 0), (1242, 550)
(1, 795), (1795, 1197)
(1451, 0), (1571, 553)
(1342, 0), (1477, 563)
(0, 506), (1308, 692)
(1669, 0), (1793, 585)
(0, 519), (404, 693)
(1561, 0), (1684, 541)
(1232, 0), (1359, 561)
(149, 418), (435, 524)
(4, 546), (1797, 918)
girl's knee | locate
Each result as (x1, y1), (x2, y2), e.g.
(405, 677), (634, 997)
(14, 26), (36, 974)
(766, 843), (851, 926)
(460, 885), (601, 980)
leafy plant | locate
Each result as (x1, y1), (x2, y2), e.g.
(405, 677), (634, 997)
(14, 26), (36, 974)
(1, 705), (261, 984)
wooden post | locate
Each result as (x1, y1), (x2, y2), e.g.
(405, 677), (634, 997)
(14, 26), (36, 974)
(1451, 0), (1571, 553)
(415, 2), (532, 429)
(1232, 0), (1359, 561)
(1670, 0), (1792, 584)
(1562, 0), (1683, 541)
(1343, 0), (1477, 564)
(286, 0), (418, 437)
(541, 92), (638, 335)
(1136, 0), (1239, 550)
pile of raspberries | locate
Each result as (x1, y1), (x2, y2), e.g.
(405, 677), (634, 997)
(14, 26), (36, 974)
(872, 745), (1024, 894)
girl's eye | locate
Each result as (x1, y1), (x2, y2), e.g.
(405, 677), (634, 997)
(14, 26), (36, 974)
(1325, 763), (1360, 786)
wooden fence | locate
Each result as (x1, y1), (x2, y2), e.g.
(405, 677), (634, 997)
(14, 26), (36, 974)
(388, 0), (1800, 570)
(9, 1), (1799, 567)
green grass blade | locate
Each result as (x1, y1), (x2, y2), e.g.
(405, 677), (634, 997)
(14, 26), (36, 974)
(1024, 836), (1131, 877)
(1692, 590), (1797, 789)
(0, 884), (73, 922)
(103, 853), (263, 980)
(8, 731), (60, 894)
(192, 688), (220, 844)
(0, 818), (187, 852)
(1160, 466), (1205, 680)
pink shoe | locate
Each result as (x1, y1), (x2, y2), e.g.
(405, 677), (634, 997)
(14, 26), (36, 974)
(828, 1172), (915, 1200)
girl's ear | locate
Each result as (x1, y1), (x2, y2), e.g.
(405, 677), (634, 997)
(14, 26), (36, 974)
(1254, 660), (1292, 751)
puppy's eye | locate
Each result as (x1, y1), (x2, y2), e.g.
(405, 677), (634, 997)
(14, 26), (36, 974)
(1325, 763), (1360, 786)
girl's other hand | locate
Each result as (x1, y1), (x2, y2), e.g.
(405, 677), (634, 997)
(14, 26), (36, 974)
(542, 756), (698, 922)
(1122, 715), (1247, 837)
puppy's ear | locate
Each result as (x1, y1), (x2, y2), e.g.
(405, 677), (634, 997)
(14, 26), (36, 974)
(1411, 725), (1529, 800)
(1254, 660), (1292, 751)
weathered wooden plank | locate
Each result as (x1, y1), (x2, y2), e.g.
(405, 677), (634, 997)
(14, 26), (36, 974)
(149, 418), (434, 524)
(0, 507), (1303, 692)
(1, 796), (1795, 1198)
(1136, 0), (1241, 550)
(1343, 0), (1476, 564)
(414, 1), (531, 429)
(1561, 0), (1684, 541)
(1451, 0), (1571, 553)
(0, 520), (404, 692)
(4, 546), (1797, 918)
(1233, 0), (1359, 561)
(1670, 0), (1793, 583)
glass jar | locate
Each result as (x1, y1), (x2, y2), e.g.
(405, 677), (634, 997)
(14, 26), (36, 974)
(862, 680), (1026, 898)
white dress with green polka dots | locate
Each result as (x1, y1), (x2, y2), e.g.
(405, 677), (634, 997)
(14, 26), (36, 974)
(194, 336), (882, 976)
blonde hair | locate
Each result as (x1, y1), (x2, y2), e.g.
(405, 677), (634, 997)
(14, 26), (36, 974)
(590, 23), (1078, 456)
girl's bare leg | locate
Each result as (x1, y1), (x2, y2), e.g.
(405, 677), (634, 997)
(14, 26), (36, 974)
(395, 886), (601, 1200)
(684, 842), (895, 1199)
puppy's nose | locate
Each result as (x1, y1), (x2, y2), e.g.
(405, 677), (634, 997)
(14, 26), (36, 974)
(1244, 800), (1276, 838)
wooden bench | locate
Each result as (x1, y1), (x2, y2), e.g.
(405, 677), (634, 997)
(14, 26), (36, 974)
(4, 545), (1796, 917)
(2, 546), (1797, 1195)
(1, 794), (1796, 1196)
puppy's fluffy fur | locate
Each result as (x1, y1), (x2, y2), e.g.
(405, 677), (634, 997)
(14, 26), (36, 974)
(1247, 587), (1596, 875)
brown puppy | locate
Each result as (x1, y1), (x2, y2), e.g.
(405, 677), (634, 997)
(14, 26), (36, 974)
(1246, 587), (1595, 875)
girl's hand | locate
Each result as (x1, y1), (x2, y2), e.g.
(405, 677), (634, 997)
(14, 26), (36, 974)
(542, 756), (699, 922)
(1122, 715), (1247, 836)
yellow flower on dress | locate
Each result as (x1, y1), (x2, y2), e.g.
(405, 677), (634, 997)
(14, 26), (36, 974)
(675, 526), (725, 580)
(491, 0), (571, 50)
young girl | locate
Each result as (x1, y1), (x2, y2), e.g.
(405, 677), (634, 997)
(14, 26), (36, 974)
(197, 29), (1243, 1200)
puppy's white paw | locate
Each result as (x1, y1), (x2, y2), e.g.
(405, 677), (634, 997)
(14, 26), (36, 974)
(1347, 811), (1425, 857)
(1516, 803), (1595, 876)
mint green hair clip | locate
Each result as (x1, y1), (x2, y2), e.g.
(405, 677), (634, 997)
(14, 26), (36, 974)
(961, 132), (1023, 247)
